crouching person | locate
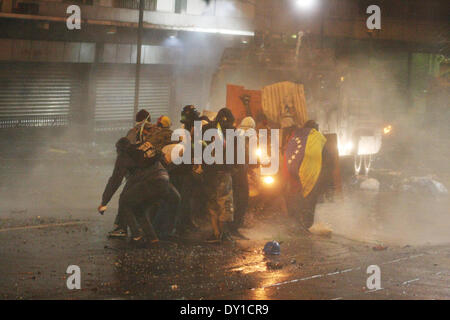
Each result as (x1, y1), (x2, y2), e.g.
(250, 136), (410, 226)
(98, 137), (178, 247)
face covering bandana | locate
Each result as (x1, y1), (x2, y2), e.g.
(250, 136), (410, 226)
(137, 114), (151, 143)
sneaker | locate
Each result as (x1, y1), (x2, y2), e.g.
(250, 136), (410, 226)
(108, 228), (127, 238)
(147, 239), (160, 248)
(130, 236), (147, 248)
(220, 232), (234, 242)
(205, 234), (221, 243)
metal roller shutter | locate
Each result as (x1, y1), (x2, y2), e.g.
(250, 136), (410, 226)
(176, 71), (205, 109)
(0, 63), (79, 128)
(94, 65), (135, 130)
(94, 64), (172, 131)
(139, 72), (172, 121)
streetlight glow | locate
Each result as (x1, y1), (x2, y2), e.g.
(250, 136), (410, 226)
(296, 0), (317, 10)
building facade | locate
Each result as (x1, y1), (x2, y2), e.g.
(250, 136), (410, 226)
(0, 0), (447, 140)
(0, 0), (255, 139)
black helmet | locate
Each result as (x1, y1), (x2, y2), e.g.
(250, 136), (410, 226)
(215, 108), (235, 129)
(180, 105), (200, 124)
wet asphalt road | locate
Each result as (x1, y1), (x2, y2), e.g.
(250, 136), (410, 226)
(0, 214), (448, 300)
(0, 149), (449, 300)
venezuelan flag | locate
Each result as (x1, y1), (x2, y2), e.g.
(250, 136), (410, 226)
(284, 128), (327, 197)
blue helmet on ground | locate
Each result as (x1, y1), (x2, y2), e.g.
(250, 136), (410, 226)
(263, 241), (281, 255)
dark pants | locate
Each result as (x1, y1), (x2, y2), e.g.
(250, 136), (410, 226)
(285, 181), (319, 230)
(285, 147), (333, 230)
(113, 179), (132, 230)
(114, 202), (128, 231)
(231, 166), (249, 229)
(204, 170), (234, 238)
(151, 183), (181, 238)
(173, 170), (205, 233)
(118, 173), (178, 241)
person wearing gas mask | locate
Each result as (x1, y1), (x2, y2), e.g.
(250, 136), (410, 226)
(202, 108), (236, 242)
(229, 116), (256, 240)
(171, 105), (210, 237)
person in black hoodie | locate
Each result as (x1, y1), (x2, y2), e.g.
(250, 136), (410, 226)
(202, 108), (236, 242)
(108, 109), (156, 238)
(98, 137), (179, 246)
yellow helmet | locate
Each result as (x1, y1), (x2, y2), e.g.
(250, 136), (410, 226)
(157, 115), (172, 128)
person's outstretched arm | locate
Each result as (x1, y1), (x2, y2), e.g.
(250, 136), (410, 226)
(100, 155), (127, 209)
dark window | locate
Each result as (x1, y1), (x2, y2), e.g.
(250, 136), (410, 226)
(175, 0), (187, 14)
(12, 2), (39, 14)
(113, 0), (156, 10)
(62, 0), (94, 6)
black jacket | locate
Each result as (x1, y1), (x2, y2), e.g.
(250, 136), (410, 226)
(201, 121), (237, 173)
(101, 138), (166, 206)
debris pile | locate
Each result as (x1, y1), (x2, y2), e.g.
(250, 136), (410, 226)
(401, 176), (448, 196)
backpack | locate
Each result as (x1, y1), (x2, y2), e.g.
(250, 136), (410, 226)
(130, 140), (160, 167)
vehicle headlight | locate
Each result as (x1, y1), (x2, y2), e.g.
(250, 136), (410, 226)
(383, 125), (392, 135)
(346, 141), (353, 151)
(262, 176), (275, 185)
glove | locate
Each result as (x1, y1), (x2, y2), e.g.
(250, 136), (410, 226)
(98, 205), (107, 215)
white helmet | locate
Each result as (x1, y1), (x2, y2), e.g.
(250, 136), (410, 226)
(239, 116), (256, 131)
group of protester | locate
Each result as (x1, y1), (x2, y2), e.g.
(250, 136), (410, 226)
(97, 106), (254, 246)
(97, 104), (329, 247)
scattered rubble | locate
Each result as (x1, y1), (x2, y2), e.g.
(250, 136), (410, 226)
(266, 261), (283, 270)
(372, 244), (388, 251)
(360, 178), (380, 192)
(309, 223), (333, 237)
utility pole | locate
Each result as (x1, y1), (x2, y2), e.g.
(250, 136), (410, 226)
(407, 49), (413, 109)
(133, 0), (145, 120)
(319, 3), (324, 49)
